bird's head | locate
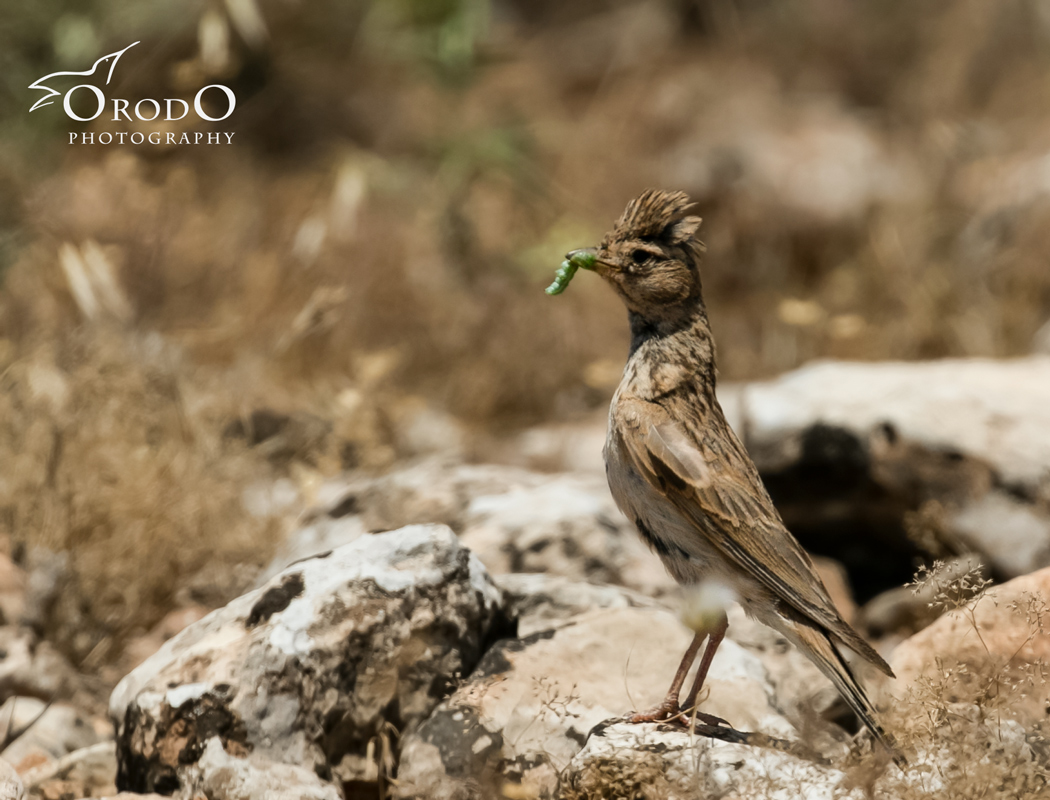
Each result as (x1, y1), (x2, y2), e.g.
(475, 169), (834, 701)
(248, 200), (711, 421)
(591, 189), (705, 320)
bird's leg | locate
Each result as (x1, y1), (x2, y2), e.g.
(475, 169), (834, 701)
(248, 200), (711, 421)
(680, 611), (730, 728)
(628, 631), (705, 723)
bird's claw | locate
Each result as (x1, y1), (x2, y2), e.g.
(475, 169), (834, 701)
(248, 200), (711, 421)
(685, 710), (730, 729)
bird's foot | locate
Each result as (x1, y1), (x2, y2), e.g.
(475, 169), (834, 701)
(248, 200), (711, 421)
(627, 697), (681, 724)
(628, 700), (730, 729)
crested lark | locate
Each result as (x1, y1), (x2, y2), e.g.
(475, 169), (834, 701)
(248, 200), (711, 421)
(582, 189), (898, 759)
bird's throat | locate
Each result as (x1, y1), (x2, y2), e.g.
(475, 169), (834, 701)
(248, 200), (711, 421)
(628, 303), (711, 356)
(626, 304), (718, 396)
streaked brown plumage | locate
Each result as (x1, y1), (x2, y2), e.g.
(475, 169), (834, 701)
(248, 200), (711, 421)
(589, 189), (899, 760)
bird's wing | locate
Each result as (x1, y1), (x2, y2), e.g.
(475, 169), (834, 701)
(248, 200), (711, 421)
(616, 395), (893, 676)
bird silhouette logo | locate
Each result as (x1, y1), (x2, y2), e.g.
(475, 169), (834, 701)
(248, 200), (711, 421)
(28, 41), (140, 113)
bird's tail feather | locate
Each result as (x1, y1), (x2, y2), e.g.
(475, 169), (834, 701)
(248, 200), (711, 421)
(828, 621), (895, 678)
(779, 616), (905, 766)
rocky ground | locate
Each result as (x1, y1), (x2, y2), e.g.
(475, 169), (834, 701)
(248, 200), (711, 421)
(1, 355), (1049, 799)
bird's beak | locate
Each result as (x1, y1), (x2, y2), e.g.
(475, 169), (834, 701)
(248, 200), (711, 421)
(566, 248), (618, 277)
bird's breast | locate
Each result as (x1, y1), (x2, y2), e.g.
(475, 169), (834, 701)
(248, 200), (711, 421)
(604, 423), (727, 587)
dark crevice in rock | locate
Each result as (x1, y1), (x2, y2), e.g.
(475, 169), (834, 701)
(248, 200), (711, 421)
(246, 572), (306, 627)
(566, 726), (588, 747)
(328, 493), (360, 518)
(762, 425), (919, 603)
(756, 415), (1050, 600)
(116, 690), (251, 793)
(585, 718), (619, 741)
(480, 592), (518, 655)
(472, 644), (514, 679)
(343, 780), (381, 799)
(758, 422), (994, 603)
(471, 628), (557, 680)
(322, 706), (374, 773)
(994, 477), (1041, 504)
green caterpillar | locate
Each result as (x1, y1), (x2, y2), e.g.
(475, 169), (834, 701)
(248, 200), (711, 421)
(545, 248), (597, 295)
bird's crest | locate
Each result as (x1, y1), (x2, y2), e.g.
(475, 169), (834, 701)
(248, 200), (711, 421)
(610, 189), (702, 245)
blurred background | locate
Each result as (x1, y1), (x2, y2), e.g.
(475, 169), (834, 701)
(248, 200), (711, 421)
(2, 0), (1050, 675)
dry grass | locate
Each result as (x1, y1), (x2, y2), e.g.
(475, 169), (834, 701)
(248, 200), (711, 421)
(560, 757), (677, 800)
(0, 326), (286, 667)
(869, 564), (1050, 800)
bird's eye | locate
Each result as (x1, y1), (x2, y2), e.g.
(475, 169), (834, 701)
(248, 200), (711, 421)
(631, 249), (649, 265)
